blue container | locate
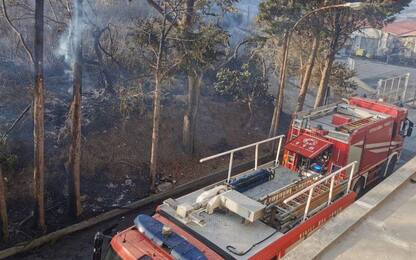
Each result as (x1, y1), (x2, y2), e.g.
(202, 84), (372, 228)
(134, 214), (207, 260)
(229, 168), (274, 192)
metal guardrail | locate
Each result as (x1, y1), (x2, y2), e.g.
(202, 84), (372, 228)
(200, 135), (285, 183)
(283, 161), (357, 222)
(376, 73), (411, 104)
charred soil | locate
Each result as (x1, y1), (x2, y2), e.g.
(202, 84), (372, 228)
(0, 77), (290, 248)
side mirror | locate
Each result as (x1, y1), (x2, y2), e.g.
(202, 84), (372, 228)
(407, 126), (413, 137)
(93, 232), (104, 260)
(406, 119), (414, 137)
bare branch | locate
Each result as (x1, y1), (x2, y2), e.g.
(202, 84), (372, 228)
(1, 104), (31, 142)
(146, 0), (179, 27)
(1, 0), (34, 64)
(216, 39), (253, 70)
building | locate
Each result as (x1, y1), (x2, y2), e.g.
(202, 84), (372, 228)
(349, 20), (416, 59)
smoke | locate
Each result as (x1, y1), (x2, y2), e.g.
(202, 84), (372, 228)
(56, 0), (88, 75)
(236, 0), (259, 25)
(224, 0), (260, 44)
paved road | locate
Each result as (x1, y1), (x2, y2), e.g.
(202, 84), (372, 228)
(350, 58), (416, 88)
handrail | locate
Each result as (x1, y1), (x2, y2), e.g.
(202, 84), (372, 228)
(283, 161), (357, 222)
(200, 135), (285, 183)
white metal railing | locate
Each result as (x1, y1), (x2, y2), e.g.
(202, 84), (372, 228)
(377, 73), (410, 104)
(283, 161), (357, 222)
(200, 135), (285, 183)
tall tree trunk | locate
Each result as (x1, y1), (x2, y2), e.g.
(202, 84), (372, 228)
(68, 0), (83, 218)
(314, 11), (341, 109)
(0, 166), (8, 241)
(182, 71), (202, 154)
(181, 0), (199, 155)
(296, 34), (320, 112)
(314, 51), (335, 108)
(150, 73), (162, 190)
(269, 33), (290, 138)
(33, 0), (46, 232)
(246, 97), (255, 128)
(181, 0), (195, 26)
(150, 9), (166, 191)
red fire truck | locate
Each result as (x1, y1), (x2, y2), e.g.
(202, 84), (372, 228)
(98, 97), (413, 260)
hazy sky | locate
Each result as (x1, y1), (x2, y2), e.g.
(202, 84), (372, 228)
(398, 0), (416, 20)
(235, 1), (416, 22)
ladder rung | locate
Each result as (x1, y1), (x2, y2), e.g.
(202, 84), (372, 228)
(294, 196), (305, 202)
(276, 206), (289, 213)
(285, 203), (297, 210)
(280, 203), (290, 209)
(287, 201), (298, 207)
(291, 200), (302, 206)
(319, 185), (329, 191)
(338, 117), (374, 132)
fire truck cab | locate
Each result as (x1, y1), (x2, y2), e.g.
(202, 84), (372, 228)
(284, 97), (412, 193)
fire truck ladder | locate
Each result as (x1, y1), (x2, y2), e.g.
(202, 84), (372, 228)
(264, 162), (357, 230)
(284, 161), (356, 221)
(259, 177), (316, 206)
(290, 103), (339, 140)
(297, 103), (339, 121)
(336, 117), (375, 133)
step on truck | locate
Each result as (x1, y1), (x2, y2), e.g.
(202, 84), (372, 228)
(98, 97), (413, 260)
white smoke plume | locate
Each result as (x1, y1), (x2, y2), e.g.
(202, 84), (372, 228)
(56, 0), (88, 74)
(236, 0), (259, 25)
(224, 0), (260, 44)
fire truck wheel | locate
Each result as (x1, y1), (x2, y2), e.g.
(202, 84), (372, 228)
(385, 156), (398, 178)
(353, 178), (365, 198)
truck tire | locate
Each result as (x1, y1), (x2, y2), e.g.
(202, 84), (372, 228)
(385, 156), (398, 178)
(353, 178), (365, 198)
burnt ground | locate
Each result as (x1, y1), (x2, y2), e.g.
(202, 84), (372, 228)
(0, 71), (290, 251)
